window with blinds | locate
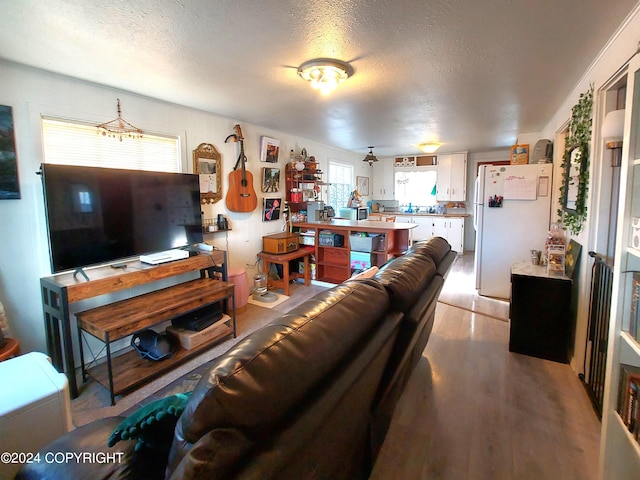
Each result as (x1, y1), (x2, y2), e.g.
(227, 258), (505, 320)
(41, 117), (180, 172)
(328, 160), (354, 209)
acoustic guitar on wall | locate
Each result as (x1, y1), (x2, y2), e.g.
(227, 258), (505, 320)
(225, 124), (258, 212)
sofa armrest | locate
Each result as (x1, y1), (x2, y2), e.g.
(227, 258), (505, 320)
(16, 416), (166, 480)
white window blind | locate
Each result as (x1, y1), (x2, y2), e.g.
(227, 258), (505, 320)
(41, 117), (180, 172)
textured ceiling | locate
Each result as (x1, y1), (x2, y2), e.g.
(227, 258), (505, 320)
(0, 0), (637, 157)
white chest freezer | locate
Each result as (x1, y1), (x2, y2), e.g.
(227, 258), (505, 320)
(0, 352), (72, 479)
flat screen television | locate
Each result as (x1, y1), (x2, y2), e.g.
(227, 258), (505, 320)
(40, 163), (204, 273)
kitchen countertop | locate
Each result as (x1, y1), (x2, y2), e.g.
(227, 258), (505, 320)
(293, 218), (417, 230)
(386, 212), (470, 218)
(511, 262), (570, 281)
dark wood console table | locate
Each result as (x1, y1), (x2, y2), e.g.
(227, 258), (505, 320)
(40, 250), (227, 398)
(509, 262), (573, 363)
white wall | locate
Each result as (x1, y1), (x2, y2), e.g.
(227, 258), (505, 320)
(0, 60), (365, 353)
(519, 4), (640, 374)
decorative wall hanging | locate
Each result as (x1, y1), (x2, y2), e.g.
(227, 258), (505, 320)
(263, 198), (282, 221)
(0, 105), (20, 199)
(193, 143), (222, 204)
(96, 98), (143, 141)
(558, 85), (593, 235)
(261, 167), (280, 193)
(260, 136), (280, 163)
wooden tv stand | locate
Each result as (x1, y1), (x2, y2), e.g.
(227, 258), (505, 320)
(40, 250), (228, 400)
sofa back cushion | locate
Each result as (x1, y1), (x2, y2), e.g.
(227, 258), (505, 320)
(372, 250), (437, 311)
(167, 279), (398, 479)
(407, 236), (455, 277)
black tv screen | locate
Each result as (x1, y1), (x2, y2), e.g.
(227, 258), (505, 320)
(40, 164), (203, 273)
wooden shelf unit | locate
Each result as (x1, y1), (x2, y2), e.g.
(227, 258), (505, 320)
(77, 277), (235, 404)
(40, 250), (227, 399)
(285, 160), (324, 214)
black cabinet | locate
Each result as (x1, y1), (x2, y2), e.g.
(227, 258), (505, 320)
(509, 264), (573, 363)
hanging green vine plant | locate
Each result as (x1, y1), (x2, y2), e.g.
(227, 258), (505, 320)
(557, 84), (593, 235)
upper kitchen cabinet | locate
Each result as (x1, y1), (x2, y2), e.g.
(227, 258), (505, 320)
(436, 152), (468, 202)
(372, 159), (395, 199)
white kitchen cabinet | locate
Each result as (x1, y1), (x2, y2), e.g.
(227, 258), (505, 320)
(430, 216), (464, 253)
(409, 216), (432, 242)
(447, 217), (464, 253)
(436, 152), (467, 202)
(431, 216), (448, 239)
(372, 159), (395, 199)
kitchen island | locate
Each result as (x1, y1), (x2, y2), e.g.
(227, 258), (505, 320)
(293, 219), (416, 283)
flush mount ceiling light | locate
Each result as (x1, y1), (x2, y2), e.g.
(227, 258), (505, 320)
(297, 58), (353, 95)
(96, 98), (143, 141)
(418, 143), (441, 154)
(363, 146), (378, 166)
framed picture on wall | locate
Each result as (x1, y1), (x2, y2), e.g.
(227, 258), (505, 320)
(0, 105), (20, 199)
(260, 136), (280, 163)
(261, 167), (280, 193)
(263, 198), (282, 221)
(356, 176), (369, 196)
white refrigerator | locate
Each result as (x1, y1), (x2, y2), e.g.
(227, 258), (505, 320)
(474, 163), (553, 299)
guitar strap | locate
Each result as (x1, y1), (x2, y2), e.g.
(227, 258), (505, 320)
(224, 132), (244, 171)
(233, 152), (246, 171)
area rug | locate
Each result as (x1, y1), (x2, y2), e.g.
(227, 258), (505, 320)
(247, 293), (290, 309)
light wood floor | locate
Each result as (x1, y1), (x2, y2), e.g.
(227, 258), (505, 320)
(71, 253), (601, 480)
(370, 253), (601, 480)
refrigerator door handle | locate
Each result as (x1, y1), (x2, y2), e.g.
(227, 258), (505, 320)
(474, 203), (479, 231)
(474, 174), (480, 204)
(473, 174), (481, 231)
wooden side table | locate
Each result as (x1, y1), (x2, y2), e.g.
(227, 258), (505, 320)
(0, 338), (21, 361)
(257, 247), (314, 296)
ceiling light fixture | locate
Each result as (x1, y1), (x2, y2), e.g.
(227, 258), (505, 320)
(363, 146), (378, 166)
(96, 98), (143, 141)
(418, 143), (441, 154)
(297, 58), (353, 95)
(601, 109), (625, 167)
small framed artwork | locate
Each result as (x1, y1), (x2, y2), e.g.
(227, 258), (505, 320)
(0, 105), (20, 199)
(260, 136), (280, 163)
(510, 144), (529, 165)
(263, 198), (282, 221)
(565, 239), (582, 279)
(262, 167), (280, 193)
(356, 176), (369, 196)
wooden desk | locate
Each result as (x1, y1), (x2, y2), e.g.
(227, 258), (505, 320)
(257, 247), (314, 296)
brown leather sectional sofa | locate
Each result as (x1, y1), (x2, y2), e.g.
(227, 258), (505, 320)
(17, 237), (455, 480)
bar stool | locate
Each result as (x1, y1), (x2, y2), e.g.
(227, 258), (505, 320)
(0, 338), (21, 362)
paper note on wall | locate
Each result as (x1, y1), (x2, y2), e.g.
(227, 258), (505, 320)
(503, 175), (537, 200)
